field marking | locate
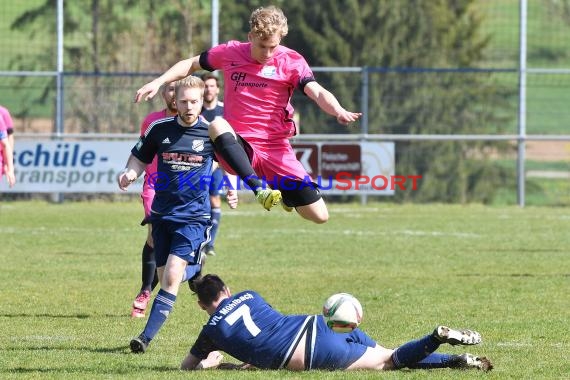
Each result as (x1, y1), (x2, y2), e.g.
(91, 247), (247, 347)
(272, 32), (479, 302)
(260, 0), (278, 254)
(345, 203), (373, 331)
(398, 229), (480, 238)
(225, 228), (481, 239)
(14, 335), (74, 342)
(0, 226), (140, 234)
(496, 342), (570, 348)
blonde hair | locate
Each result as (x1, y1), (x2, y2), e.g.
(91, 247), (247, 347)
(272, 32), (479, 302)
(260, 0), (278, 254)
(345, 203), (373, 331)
(174, 76), (205, 97)
(249, 6), (288, 40)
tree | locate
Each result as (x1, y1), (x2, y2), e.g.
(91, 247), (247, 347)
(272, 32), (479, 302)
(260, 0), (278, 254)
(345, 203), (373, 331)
(10, 0), (211, 132)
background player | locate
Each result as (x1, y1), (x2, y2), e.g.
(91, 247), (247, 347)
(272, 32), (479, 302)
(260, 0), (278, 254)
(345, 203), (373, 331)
(200, 73), (225, 256)
(0, 104), (15, 187)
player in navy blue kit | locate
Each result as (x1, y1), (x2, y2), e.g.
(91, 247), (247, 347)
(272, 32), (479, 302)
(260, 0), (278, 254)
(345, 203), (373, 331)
(118, 77), (238, 353)
(181, 274), (493, 372)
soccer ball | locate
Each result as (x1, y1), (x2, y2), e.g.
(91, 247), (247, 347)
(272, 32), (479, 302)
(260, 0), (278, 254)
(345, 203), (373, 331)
(322, 293), (363, 333)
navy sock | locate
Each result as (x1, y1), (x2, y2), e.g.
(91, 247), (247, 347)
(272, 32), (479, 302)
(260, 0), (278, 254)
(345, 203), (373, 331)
(140, 242), (156, 292)
(181, 264), (202, 282)
(209, 207), (221, 247)
(391, 334), (441, 369)
(407, 353), (455, 369)
(141, 289), (176, 342)
(213, 133), (262, 192)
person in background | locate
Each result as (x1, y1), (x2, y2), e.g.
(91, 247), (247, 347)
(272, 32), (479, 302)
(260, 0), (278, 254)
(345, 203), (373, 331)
(200, 73), (224, 256)
(0, 105), (15, 188)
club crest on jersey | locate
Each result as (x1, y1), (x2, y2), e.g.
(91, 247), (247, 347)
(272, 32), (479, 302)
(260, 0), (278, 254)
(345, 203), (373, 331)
(261, 65), (276, 77)
(192, 139), (205, 152)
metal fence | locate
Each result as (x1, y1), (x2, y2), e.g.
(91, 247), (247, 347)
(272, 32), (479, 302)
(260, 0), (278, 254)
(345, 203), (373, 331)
(1, 0), (569, 206)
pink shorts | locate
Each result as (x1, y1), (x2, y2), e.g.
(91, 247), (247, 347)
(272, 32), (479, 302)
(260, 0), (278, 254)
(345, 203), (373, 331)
(141, 188), (155, 220)
(215, 137), (312, 189)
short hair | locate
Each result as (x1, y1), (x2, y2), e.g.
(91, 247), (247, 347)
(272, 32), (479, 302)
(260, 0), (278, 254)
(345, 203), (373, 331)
(192, 274), (227, 306)
(200, 72), (219, 86)
(174, 76), (205, 97)
(249, 6), (288, 40)
(161, 81), (175, 94)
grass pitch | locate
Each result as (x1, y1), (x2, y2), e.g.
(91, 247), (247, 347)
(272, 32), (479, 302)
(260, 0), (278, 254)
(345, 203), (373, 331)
(0, 200), (569, 379)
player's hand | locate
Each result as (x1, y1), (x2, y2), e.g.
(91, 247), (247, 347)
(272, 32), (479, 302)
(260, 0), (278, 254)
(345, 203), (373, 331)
(134, 80), (161, 103)
(217, 362), (256, 370)
(336, 110), (362, 126)
(6, 169), (15, 188)
(226, 189), (238, 209)
(200, 351), (224, 369)
(117, 169), (137, 191)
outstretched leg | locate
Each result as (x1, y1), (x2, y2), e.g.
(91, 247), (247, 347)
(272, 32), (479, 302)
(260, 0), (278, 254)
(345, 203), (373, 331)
(209, 119), (281, 211)
(410, 352), (493, 371)
(392, 326), (482, 369)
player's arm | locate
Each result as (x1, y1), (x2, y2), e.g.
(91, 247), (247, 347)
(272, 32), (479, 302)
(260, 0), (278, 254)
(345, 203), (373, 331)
(226, 189), (238, 209)
(303, 81), (362, 126)
(135, 55), (203, 103)
(181, 350), (224, 370)
(0, 136), (15, 187)
(7, 130), (14, 151)
(117, 154), (146, 191)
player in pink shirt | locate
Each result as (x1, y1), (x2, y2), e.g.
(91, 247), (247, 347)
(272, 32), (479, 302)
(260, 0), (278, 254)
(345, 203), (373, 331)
(0, 105), (14, 155)
(130, 82), (177, 318)
(0, 105), (15, 187)
(135, 6), (361, 224)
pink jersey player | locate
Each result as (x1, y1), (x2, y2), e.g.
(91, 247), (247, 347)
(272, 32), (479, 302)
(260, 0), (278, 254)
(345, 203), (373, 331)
(139, 109), (172, 219)
(201, 40), (313, 185)
(135, 6), (361, 223)
(205, 41), (308, 141)
(0, 105), (14, 177)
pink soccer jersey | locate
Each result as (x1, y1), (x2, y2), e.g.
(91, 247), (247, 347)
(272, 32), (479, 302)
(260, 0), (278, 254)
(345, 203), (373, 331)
(0, 106), (13, 175)
(203, 41), (315, 141)
(0, 117), (7, 175)
(139, 109), (170, 217)
(0, 106), (14, 132)
(0, 106), (14, 129)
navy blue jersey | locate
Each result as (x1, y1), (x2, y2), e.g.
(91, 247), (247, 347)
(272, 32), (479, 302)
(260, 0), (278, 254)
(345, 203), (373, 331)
(131, 116), (214, 223)
(201, 102), (224, 123)
(190, 291), (310, 369)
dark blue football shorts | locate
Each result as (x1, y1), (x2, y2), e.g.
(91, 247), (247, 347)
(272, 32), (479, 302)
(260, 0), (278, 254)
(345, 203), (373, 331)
(310, 316), (377, 370)
(151, 219), (211, 267)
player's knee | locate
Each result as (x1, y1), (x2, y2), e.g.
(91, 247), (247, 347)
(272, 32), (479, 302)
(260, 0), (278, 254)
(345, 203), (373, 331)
(312, 212), (329, 224)
(209, 118), (234, 140)
(297, 201), (329, 224)
(306, 208), (329, 224)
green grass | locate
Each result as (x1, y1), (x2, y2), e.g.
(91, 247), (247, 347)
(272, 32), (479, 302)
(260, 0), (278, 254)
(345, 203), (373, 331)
(1, 200), (569, 379)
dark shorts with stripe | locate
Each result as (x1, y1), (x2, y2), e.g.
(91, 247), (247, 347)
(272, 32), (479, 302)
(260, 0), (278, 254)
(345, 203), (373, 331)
(151, 219), (211, 267)
(284, 315), (377, 370)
